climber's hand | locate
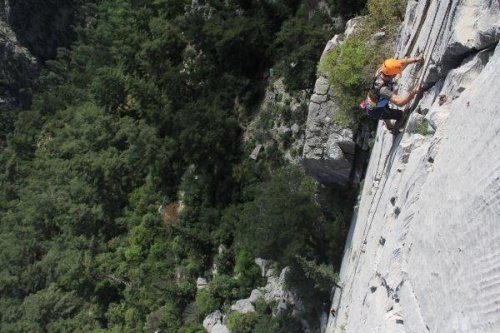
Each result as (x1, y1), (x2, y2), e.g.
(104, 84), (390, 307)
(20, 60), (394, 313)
(410, 85), (421, 96)
(414, 53), (424, 64)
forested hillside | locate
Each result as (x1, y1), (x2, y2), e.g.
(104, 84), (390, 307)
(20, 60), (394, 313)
(0, 0), (366, 332)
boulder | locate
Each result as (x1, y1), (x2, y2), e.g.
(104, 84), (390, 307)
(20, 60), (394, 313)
(249, 144), (263, 160)
(211, 324), (229, 333)
(203, 311), (225, 333)
(218, 244), (227, 254)
(249, 289), (263, 303)
(313, 77), (330, 95)
(255, 258), (271, 277)
(276, 298), (288, 314)
(196, 277), (208, 289)
(230, 299), (255, 314)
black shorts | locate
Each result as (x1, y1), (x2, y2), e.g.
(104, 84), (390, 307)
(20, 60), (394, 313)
(366, 105), (402, 121)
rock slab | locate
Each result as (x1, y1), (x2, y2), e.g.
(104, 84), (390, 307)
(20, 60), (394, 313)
(301, 20), (360, 187)
(327, 1), (500, 333)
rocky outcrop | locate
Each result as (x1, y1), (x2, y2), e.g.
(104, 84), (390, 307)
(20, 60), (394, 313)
(327, 1), (500, 332)
(2, 0), (77, 60)
(301, 19), (361, 187)
(255, 257), (272, 277)
(245, 77), (308, 165)
(0, 20), (40, 108)
(263, 267), (304, 315)
(230, 299), (255, 314)
(202, 266), (305, 331)
(203, 311), (229, 333)
(196, 277), (208, 289)
(0, 0), (80, 108)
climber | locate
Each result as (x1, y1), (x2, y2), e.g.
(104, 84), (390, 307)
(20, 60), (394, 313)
(361, 55), (424, 131)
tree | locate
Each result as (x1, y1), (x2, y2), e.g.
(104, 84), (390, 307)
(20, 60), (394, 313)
(235, 166), (321, 265)
(272, 12), (331, 91)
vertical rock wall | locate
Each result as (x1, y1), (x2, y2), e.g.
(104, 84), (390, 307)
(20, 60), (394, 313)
(0, 0), (80, 109)
(4, 0), (77, 60)
(0, 17), (39, 108)
(301, 18), (363, 187)
(327, 1), (500, 332)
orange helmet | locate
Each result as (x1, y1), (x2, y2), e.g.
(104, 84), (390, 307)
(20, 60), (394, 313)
(380, 58), (402, 76)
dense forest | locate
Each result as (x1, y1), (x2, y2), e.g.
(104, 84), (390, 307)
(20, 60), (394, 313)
(0, 0), (369, 332)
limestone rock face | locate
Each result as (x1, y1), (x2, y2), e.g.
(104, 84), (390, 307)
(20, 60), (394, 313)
(230, 299), (255, 314)
(327, 1), (500, 333)
(0, 0), (78, 108)
(248, 289), (263, 303)
(3, 0), (77, 60)
(211, 324), (229, 333)
(203, 311), (228, 333)
(263, 267), (304, 315)
(0, 19), (39, 108)
(302, 20), (360, 187)
(255, 257), (272, 277)
(245, 77), (307, 165)
(196, 277), (208, 289)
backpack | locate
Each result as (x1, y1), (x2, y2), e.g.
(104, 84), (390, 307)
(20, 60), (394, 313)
(368, 74), (394, 109)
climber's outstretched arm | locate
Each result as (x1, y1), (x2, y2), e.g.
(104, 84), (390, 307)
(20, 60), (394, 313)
(400, 54), (424, 67)
(390, 85), (420, 107)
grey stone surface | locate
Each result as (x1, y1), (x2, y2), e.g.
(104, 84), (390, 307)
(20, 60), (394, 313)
(203, 311), (225, 333)
(245, 76), (307, 165)
(302, 18), (363, 187)
(249, 289), (263, 303)
(255, 258), (271, 277)
(249, 144), (262, 160)
(327, 1), (500, 332)
(276, 299), (288, 314)
(211, 324), (229, 333)
(344, 16), (365, 37)
(4, 0), (76, 60)
(405, 113), (425, 134)
(218, 244), (227, 254)
(196, 277), (208, 289)
(230, 299), (255, 314)
(310, 93), (328, 104)
(313, 77), (330, 95)
(0, 20), (39, 108)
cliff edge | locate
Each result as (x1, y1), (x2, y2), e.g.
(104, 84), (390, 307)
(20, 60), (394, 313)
(327, 1), (500, 332)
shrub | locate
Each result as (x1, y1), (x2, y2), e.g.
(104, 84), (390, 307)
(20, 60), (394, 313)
(253, 313), (303, 333)
(328, 0), (368, 18)
(210, 274), (239, 302)
(296, 256), (339, 292)
(416, 117), (431, 136)
(213, 247), (234, 276)
(194, 289), (219, 317)
(254, 298), (272, 315)
(366, 0), (408, 29)
(234, 250), (264, 298)
(252, 315), (279, 333)
(318, 0), (408, 128)
(226, 311), (258, 333)
(178, 323), (206, 333)
(144, 303), (183, 333)
(318, 31), (380, 127)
